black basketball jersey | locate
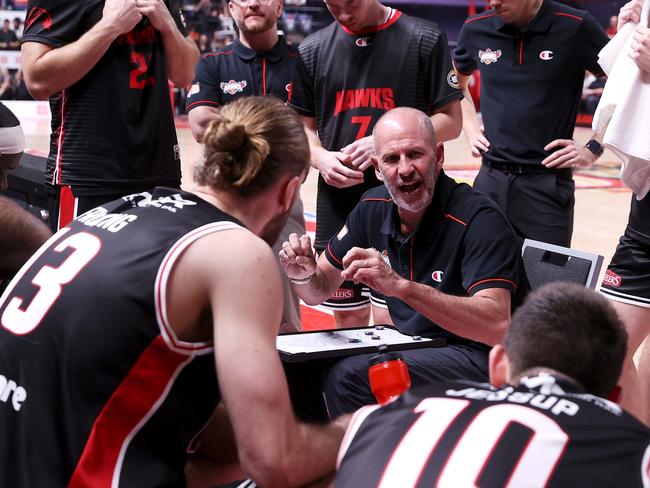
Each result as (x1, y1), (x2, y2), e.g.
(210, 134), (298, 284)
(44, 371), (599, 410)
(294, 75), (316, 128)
(337, 375), (650, 487)
(289, 10), (461, 158)
(0, 188), (244, 487)
(22, 1), (184, 196)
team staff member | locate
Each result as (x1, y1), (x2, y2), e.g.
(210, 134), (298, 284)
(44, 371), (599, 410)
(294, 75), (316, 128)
(280, 108), (526, 416)
(454, 0), (609, 246)
(601, 0), (650, 426)
(336, 283), (650, 487)
(186, 0), (304, 331)
(0, 97), (348, 487)
(289, 0), (463, 327)
(21, 0), (199, 232)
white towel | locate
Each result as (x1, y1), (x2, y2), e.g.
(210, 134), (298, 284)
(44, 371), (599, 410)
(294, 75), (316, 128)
(592, 0), (650, 200)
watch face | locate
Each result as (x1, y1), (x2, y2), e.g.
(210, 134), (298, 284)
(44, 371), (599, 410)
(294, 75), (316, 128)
(586, 139), (603, 156)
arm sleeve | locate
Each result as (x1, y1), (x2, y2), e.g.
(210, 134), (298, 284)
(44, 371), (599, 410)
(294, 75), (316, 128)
(324, 203), (368, 270)
(452, 24), (477, 76)
(577, 13), (609, 77)
(461, 209), (522, 296)
(425, 28), (464, 112)
(185, 56), (223, 111)
(287, 47), (315, 117)
(22, 0), (86, 47)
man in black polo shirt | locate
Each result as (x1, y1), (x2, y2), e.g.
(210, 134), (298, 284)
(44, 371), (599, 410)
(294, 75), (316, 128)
(453, 0), (609, 246)
(186, 0), (304, 331)
(280, 107), (527, 416)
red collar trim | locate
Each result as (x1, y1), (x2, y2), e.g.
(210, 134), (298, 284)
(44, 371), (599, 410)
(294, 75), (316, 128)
(340, 9), (401, 36)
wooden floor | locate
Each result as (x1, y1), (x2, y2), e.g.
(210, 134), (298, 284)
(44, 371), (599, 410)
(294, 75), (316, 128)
(25, 120), (632, 273)
(173, 123), (632, 272)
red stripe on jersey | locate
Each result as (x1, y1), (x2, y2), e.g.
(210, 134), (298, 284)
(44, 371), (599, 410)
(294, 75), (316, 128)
(68, 336), (190, 488)
(362, 197), (392, 203)
(554, 11), (583, 22)
(444, 213), (466, 226)
(464, 13), (496, 24)
(186, 100), (221, 111)
(203, 50), (234, 58)
(53, 88), (67, 185)
(340, 9), (401, 36)
(262, 58), (267, 96)
(467, 277), (517, 294)
(327, 242), (344, 266)
(306, 220), (316, 233)
(57, 185), (76, 230)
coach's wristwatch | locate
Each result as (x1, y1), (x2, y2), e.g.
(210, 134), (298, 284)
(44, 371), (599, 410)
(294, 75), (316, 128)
(585, 139), (604, 157)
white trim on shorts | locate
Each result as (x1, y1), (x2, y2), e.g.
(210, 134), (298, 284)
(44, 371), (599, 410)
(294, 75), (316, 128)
(600, 287), (650, 309)
(370, 294), (388, 309)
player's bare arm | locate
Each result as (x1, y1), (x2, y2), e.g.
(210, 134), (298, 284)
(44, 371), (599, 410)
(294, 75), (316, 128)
(301, 116), (365, 188)
(169, 229), (349, 486)
(21, 0), (142, 99)
(188, 105), (222, 143)
(429, 98), (462, 143)
(342, 245), (510, 345)
(279, 232), (344, 305)
(455, 69), (490, 157)
(136, 0), (199, 85)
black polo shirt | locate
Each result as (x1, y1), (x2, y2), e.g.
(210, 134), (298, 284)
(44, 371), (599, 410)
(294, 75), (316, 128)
(186, 36), (298, 111)
(326, 172), (526, 345)
(453, 0), (609, 167)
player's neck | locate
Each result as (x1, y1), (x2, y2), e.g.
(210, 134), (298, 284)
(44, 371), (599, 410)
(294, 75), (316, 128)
(360, 2), (391, 29)
(398, 207), (426, 236)
(513, 0), (543, 29)
(239, 28), (278, 53)
(192, 186), (273, 235)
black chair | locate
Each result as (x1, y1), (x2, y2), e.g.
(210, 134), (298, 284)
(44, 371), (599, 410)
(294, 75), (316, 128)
(521, 239), (604, 290)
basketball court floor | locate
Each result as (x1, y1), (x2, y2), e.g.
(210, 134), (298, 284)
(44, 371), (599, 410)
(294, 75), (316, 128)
(20, 112), (634, 331)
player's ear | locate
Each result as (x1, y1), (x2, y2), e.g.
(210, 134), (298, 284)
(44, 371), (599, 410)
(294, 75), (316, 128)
(371, 156), (383, 181)
(488, 344), (510, 387)
(280, 175), (301, 212)
(434, 143), (445, 176)
(276, 0), (284, 16)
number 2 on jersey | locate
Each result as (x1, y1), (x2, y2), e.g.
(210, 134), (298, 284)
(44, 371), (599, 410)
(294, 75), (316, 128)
(1, 232), (101, 335)
(129, 51), (156, 90)
(379, 398), (569, 487)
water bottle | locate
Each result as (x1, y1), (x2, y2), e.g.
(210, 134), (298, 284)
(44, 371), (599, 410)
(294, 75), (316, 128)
(368, 345), (411, 405)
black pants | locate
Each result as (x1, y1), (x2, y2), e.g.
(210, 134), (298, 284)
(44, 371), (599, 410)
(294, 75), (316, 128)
(323, 344), (489, 418)
(473, 166), (575, 247)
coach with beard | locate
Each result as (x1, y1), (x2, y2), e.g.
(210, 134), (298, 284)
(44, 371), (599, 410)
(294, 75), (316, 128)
(280, 107), (528, 416)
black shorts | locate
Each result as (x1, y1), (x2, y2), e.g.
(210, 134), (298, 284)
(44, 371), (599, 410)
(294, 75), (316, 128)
(316, 173), (381, 311)
(601, 229), (650, 308)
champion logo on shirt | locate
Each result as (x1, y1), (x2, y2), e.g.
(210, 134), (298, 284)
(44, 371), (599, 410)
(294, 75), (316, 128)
(431, 270), (444, 282)
(355, 37), (373, 47)
(479, 48), (502, 65)
(539, 50), (554, 60)
(220, 80), (248, 95)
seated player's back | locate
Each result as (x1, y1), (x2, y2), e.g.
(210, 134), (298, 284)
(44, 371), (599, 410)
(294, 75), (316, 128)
(337, 378), (650, 487)
(0, 189), (234, 486)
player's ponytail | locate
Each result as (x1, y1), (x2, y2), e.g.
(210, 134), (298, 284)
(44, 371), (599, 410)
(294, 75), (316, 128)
(196, 96), (309, 197)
